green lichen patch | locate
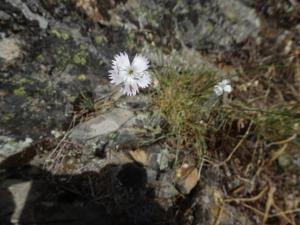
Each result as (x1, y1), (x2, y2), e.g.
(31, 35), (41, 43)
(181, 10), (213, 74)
(13, 87), (26, 96)
(94, 35), (108, 45)
(73, 47), (88, 66)
(51, 29), (71, 41)
(77, 74), (87, 81)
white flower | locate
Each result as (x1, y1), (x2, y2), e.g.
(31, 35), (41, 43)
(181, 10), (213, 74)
(108, 52), (151, 96)
(214, 79), (232, 96)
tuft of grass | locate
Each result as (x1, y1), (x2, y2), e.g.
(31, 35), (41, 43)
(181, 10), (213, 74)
(153, 68), (222, 162)
(154, 64), (300, 156)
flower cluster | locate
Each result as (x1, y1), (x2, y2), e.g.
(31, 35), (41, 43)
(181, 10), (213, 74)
(108, 52), (233, 98)
(214, 79), (232, 96)
(108, 52), (151, 96)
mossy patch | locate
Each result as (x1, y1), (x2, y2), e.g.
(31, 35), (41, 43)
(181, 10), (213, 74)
(13, 87), (26, 96)
(36, 53), (44, 62)
(51, 29), (71, 40)
(77, 74), (87, 81)
(73, 46), (88, 65)
(94, 35), (107, 45)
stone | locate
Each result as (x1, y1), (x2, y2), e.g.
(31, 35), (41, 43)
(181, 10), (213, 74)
(69, 108), (134, 142)
(6, 0), (48, 30)
(176, 165), (199, 194)
(0, 136), (35, 169)
(5, 181), (32, 221)
(155, 173), (179, 199)
(114, 129), (140, 149)
(112, 111), (165, 150)
(0, 37), (22, 61)
(145, 167), (158, 183)
(111, 0), (261, 50)
(156, 149), (169, 171)
(0, 10), (11, 21)
(108, 150), (133, 165)
(117, 95), (149, 110)
(193, 184), (255, 225)
(128, 149), (148, 165)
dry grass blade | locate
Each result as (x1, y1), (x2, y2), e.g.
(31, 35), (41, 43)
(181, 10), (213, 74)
(266, 134), (297, 148)
(225, 186), (268, 204)
(262, 185), (276, 225)
(215, 122), (253, 167)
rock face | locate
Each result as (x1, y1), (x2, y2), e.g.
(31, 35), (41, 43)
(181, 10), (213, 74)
(0, 136), (34, 169)
(176, 0), (260, 49)
(0, 0), (276, 224)
(6, 0), (48, 30)
(0, 0), (261, 142)
(108, 0), (261, 51)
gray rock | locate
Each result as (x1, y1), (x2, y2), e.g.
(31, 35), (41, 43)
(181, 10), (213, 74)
(116, 95), (150, 110)
(2, 180), (32, 222)
(70, 108), (134, 142)
(112, 0), (261, 50)
(146, 167), (158, 183)
(112, 110), (165, 150)
(6, 0), (48, 29)
(155, 173), (178, 199)
(114, 129), (140, 149)
(0, 10), (11, 21)
(0, 37), (22, 61)
(0, 136), (34, 169)
(156, 149), (169, 171)
(176, 0), (261, 49)
(193, 184), (254, 225)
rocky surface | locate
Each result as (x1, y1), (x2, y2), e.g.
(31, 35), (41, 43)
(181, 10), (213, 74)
(0, 136), (33, 168)
(0, 0), (264, 142)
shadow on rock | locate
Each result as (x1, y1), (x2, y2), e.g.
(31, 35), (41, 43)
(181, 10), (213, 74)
(0, 160), (173, 225)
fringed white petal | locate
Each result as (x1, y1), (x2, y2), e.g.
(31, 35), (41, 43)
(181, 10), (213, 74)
(112, 52), (130, 71)
(132, 54), (149, 74)
(214, 85), (223, 96)
(223, 84), (232, 93)
(214, 79), (232, 96)
(108, 52), (151, 96)
(136, 72), (151, 88)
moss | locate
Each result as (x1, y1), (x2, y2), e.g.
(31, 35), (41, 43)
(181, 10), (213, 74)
(94, 35), (107, 45)
(54, 46), (72, 69)
(36, 54), (44, 62)
(79, 44), (87, 50)
(67, 95), (77, 102)
(2, 112), (13, 121)
(77, 74), (87, 81)
(18, 78), (34, 85)
(51, 29), (71, 40)
(73, 53), (87, 65)
(73, 48), (88, 65)
(14, 87), (26, 96)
